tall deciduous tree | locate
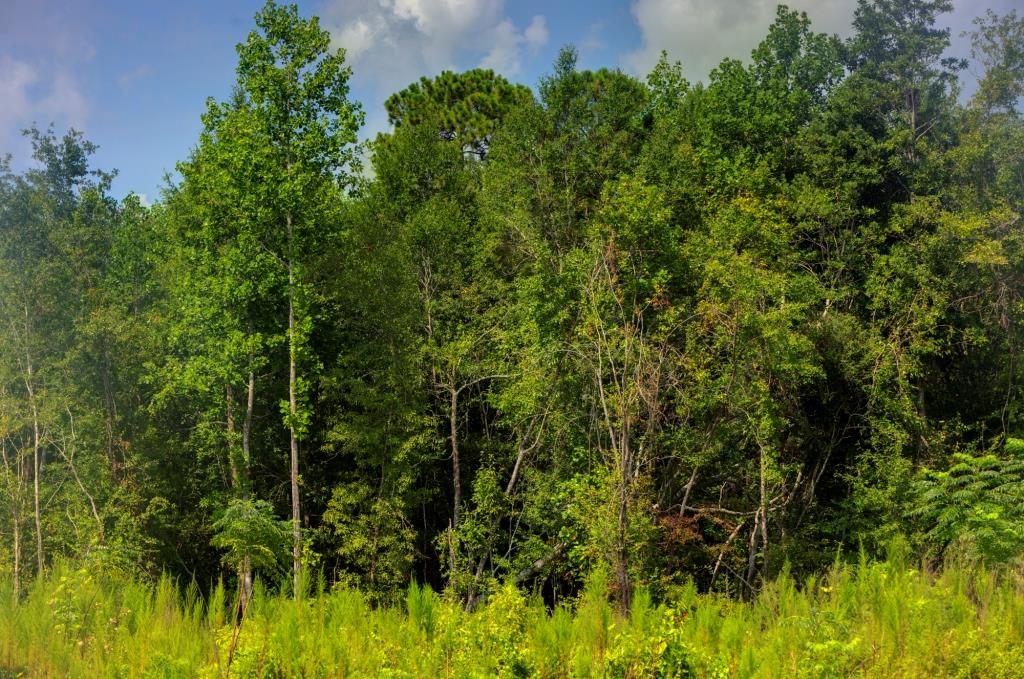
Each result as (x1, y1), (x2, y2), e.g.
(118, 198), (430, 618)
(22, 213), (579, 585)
(179, 0), (362, 596)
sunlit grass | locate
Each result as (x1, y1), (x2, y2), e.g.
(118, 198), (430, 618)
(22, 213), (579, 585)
(3, 554), (1024, 677)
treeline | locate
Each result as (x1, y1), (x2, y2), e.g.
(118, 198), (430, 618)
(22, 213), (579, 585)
(1, 0), (1023, 613)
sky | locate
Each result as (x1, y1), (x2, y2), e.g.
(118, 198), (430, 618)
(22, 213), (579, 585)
(1, 0), (1018, 203)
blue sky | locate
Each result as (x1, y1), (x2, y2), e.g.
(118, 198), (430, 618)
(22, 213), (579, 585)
(1, 0), (1016, 202)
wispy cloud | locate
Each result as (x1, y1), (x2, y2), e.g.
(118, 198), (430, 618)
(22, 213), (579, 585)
(0, 56), (38, 149)
(118, 64), (153, 88)
(0, 0), (94, 156)
(39, 71), (88, 128)
(0, 56), (89, 154)
(481, 15), (548, 75)
(580, 22), (606, 55)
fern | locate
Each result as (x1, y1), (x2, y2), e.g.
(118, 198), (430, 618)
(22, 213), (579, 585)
(211, 499), (291, 576)
(909, 451), (1024, 564)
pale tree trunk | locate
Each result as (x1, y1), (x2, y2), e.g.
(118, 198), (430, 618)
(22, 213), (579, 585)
(449, 386), (461, 530)
(466, 418), (544, 609)
(287, 211), (302, 598)
(23, 325), (44, 575)
(101, 350), (118, 473)
(52, 409), (102, 538)
(439, 372), (509, 560)
(759, 444), (769, 581)
(241, 369), (254, 609)
(225, 382), (251, 612)
(31, 406), (42, 575)
(744, 507), (760, 601)
(1, 438), (22, 600)
(226, 384), (240, 490)
(679, 466), (698, 516)
(743, 444), (770, 601)
(443, 383), (461, 577)
(616, 411), (632, 616)
(586, 246), (670, 617)
(11, 509), (19, 600)
(243, 370), (254, 477)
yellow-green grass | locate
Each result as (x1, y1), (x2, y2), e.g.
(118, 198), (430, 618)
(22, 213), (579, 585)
(3, 555), (1024, 677)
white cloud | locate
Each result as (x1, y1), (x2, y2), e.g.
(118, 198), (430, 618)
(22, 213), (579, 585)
(524, 15), (549, 50)
(0, 55), (88, 154)
(480, 15), (548, 75)
(390, 0), (503, 38)
(39, 71), (87, 129)
(319, 0), (547, 134)
(582, 21), (605, 51)
(481, 19), (525, 74)
(321, 0), (502, 80)
(333, 17), (381, 62)
(0, 56), (37, 147)
(624, 0), (857, 82)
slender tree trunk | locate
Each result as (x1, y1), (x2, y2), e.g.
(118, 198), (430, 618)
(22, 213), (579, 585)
(11, 510), (19, 600)
(710, 518), (746, 589)
(243, 369), (254, 477)
(449, 386), (461, 529)
(31, 410), (42, 575)
(24, 336), (44, 575)
(287, 212), (302, 598)
(466, 428), (536, 610)
(616, 412), (632, 616)
(908, 88), (917, 139)
(514, 541), (567, 585)
(241, 370), (254, 609)
(101, 350), (118, 473)
(616, 470), (631, 615)
(2, 439), (21, 601)
(680, 467), (697, 516)
(225, 384), (250, 614)
(744, 507), (760, 601)
(759, 444), (768, 580)
(226, 385), (240, 490)
(1000, 341), (1016, 445)
(226, 374), (257, 614)
(54, 411), (102, 538)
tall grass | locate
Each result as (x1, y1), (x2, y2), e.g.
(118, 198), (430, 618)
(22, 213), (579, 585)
(3, 554), (1024, 677)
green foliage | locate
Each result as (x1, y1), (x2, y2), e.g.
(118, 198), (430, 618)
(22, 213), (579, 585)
(909, 450), (1024, 563)
(211, 499), (290, 576)
(385, 69), (533, 158)
(968, 10), (1024, 114)
(319, 482), (416, 600)
(4, 0), (1024, 641)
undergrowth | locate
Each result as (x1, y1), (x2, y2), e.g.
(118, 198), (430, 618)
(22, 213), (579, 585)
(3, 554), (1024, 677)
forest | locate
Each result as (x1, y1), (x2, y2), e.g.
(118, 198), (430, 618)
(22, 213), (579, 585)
(2, 0), (1024, 675)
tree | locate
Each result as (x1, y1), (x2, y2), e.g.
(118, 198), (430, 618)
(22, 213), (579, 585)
(571, 176), (680, 613)
(384, 69), (532, 159)
(180, 0), (362, 596)
(847, 0), (963, 171)
(968, 10), (1024, 115)
(0, 128), (115, 581)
